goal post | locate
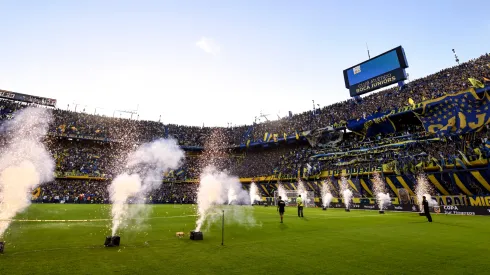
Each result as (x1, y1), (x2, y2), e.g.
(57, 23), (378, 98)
(273, 190), (315, 207)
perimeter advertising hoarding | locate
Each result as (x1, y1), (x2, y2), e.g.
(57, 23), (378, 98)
(329, 203), (490, 216)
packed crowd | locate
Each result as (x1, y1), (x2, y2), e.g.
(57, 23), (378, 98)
(35, 180), (198, 204)
(2, 54), (489, 147)
(2, 53), (490, 201)
(31, 126), (490, 202)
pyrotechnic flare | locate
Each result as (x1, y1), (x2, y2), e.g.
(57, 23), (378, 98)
(277, 183), (288, 203)
(321, 179), (333, 208)
(195, 166), (253, 231)
(0, 108), (55, 239)
(415, 173), (438, 211)
(109, 139), (184, 236)
(297, 179), (309, 207)
(228, 185), (237, 205)
(372, 173), (391, 211)
(194, 129), (256, 232)
(340, 176), (353, 210)
(249, 182), (261, 205)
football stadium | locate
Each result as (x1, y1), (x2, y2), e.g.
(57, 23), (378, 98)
(1, 2), (490, 274)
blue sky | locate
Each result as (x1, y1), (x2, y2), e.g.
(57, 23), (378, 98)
(0, 0), (489, 126)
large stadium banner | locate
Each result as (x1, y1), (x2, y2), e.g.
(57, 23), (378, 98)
(416, 89), (490, 136)
(343, 46), (408, 97)
(0, 89), (57, 107)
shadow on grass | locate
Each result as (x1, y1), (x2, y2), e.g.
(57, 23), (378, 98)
(432, 221), (472, 228)
(279, 223), (289, 230)
(407, 220), (471, 228)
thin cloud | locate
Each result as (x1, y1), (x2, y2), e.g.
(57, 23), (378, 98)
(196, 37), (221, 55)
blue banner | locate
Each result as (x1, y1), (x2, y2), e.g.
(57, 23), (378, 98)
(347, 111), (396, 137)
(418, 89), (490, 136)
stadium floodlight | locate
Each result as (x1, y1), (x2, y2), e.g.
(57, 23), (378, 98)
(104, 236), (120, 247)
(0, 241), (4, 253)
(190, 231), (203, 241)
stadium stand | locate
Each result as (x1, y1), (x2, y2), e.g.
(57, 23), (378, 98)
(2, 53), (490, 204)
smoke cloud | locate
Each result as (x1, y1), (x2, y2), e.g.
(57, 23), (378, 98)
(296, 180), (310, 207)
(321, 179), (333, 208)
(415, 173), (438, 210)
(372, 172), (391, 210)
(277, 183), (288, 202)
(249, 182), (261, 204)
(109, 139), (184, 235)
(0, 108), (55, 238)
(340, 176), (353, 209)
(195, 166), (255, 232)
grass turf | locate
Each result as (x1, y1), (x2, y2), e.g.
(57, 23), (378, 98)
(0, 204), (489, 274)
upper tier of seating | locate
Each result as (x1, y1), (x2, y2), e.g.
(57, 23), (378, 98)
(1, 53), (488, 147)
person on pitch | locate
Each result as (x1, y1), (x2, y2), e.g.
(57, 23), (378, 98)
(297, 195), (304, 217)
(277, 196), (286, 223)
(422, 196), (432, 222)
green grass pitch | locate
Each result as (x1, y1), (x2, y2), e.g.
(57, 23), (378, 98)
(0, 204), (489, 274)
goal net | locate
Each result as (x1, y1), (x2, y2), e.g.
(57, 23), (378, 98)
(273, 190), (315, 207)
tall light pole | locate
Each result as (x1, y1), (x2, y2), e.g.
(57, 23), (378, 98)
(452, 49), (460, 65)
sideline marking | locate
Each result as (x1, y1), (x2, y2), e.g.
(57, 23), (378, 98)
(0, 214), (198, 223)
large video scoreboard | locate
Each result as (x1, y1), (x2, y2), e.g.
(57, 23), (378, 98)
(343, 46), (408, 97)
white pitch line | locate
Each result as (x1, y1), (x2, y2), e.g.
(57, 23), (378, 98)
(1, 214), (198, 223)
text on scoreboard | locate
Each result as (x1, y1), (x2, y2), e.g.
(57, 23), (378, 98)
(343, 46), (408, 97)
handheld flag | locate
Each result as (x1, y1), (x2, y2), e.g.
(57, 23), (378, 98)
(408, 98), (415, 107)
(468, 78), (484, 89)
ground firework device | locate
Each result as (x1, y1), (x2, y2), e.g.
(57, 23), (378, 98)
(190, 231), (203, 240)
(104, 236), (120, 247)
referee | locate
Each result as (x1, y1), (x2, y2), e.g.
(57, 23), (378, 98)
(297, 195), (304, 217)
(277, 196), (286, 223)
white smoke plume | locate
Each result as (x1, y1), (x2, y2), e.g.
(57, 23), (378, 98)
(321, 179), (333, 208)
(297, 179), (309, 207)
(195, 166), (255, 232)
(372, 172), (391, 210)
(415, 173), (438, 210)
(277, 183), (288, 202)
(109, 139), (184, 235)
(227, 186), (237, 205)
(109, 174), (142, 235)
(0, 108), (55, 238)
(249, 182), (261, 205)
(340, 176), (353, 209)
